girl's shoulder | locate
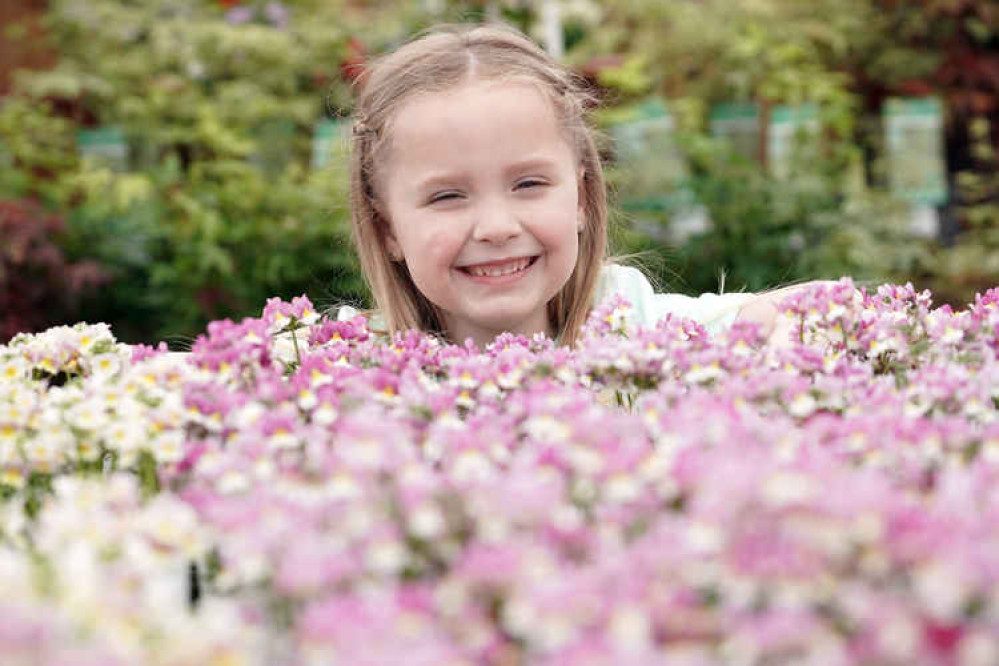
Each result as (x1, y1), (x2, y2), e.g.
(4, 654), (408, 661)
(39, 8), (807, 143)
(336, 304), (390, 336)
(336, 304), (363, 322)
(596, 264), (755, 333)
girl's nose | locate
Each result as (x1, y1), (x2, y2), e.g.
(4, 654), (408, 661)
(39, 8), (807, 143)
(471, 201), (522, 244)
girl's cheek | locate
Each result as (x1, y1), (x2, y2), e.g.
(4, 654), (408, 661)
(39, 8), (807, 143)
(423, 227), (464, 262)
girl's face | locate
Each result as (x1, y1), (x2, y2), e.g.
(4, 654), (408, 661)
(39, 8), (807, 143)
(379, 79), (583, 348)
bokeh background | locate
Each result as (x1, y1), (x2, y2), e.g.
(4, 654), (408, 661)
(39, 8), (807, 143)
(1, 0), (997, 346)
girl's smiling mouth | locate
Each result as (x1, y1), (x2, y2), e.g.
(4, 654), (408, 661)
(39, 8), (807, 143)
(457, 256), (539, 281)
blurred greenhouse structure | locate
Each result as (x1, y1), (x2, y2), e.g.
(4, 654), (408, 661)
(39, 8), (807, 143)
(1, 0), (997, 344)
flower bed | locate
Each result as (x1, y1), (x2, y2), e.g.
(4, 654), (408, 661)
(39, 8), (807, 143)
(1, 279), (998, 665)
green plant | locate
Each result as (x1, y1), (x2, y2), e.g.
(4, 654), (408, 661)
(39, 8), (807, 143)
(0, 0), (429, 343)
(48, 153), (366, 344)
(931, 117), (999, 304)
(0, 98), (79, 202)
(609, 131), (927, 295)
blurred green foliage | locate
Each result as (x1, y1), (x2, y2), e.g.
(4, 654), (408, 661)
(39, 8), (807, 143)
(0, 0), (418, 344)
(572, 0), (996, 299)
(1, 0), (995, 344)
(666, 133), (924, 295)
(604, 127), (928, 297)
(934, 117), (999, 303)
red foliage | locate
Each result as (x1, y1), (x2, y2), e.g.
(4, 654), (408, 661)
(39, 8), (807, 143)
(340, 37), (367, 84)
(0, 1), (57, 96)
(0, 199), (108, 342)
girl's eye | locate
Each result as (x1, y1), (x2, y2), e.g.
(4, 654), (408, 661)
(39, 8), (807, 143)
(428, 191), (462, 204)
(515, 179), (547, 191)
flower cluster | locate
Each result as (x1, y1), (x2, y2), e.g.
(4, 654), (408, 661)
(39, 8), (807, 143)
(1, 278), (997, 665)
(1, 323), (191, 493)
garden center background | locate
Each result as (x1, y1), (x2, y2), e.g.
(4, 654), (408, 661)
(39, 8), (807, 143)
(1, 0), (997, 346)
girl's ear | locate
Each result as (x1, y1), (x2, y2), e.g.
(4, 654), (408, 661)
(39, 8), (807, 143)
(373, 200), (404, 261)
(381, 217), (404, 262)
(385, 232), (403, 262)
(577, 168), (586, 232)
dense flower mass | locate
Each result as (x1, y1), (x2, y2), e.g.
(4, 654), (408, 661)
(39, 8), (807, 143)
(1, 279), (998, 665)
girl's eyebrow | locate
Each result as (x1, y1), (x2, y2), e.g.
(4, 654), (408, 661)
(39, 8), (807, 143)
(503, 157), (560, 176)
(414, 172), (466, 193)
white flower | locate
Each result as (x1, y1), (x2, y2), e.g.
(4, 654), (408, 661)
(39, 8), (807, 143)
(604, 473), (640, 504)
(958, 632), (999, 666)
(87, 353), (121, 379)
(297, 388), (318, 411)
(366, 540), (407, 575)
(523, 415), (571, 442)
(455, 371), (478, 389)
(566, 444), (604, 475)
(215, 470), (251, 496)
(609, 605), (652, 653)
(982, 438), (999, 463)
(788, 393), (818, 418)
(24, 429), (72, 471)
(299, 308), (319, 326)
(501, 597), (538, 637)
(684, 362), (723, 384)
(450, 450), (496, 484)
(455, 389), (475, 409)
(271, 334), (299, 365)
(869, 335), (899, 355)
(825, 303), (847, 321)
(551, 503), (584, 531)
(731, 340), (753, 357)
(761, 471), (816, 508)
(139, 497), (207, 558)
(477, 515), (510, 543)
(536, 614), (577, 652)
(0, 425), (20, 451)
(267, 430), (300, 450)
(0, 465), (25, 489)
(914, 561), (967, 621)
(2, 385), (36, 424)
(434, 580), (468, 617)
(878, 615), (919, 660)
(0, 357), (28, 382)
(325, 472), (360, 500)
(232, 401), (266, 429)
(341, 436), (383, 467)
(409, 503), (446, 539)
(66, 400), (109, 432)
(685, 521), (725, 554)
(312, 402), (338, 426)
(104, 420), (147, 462)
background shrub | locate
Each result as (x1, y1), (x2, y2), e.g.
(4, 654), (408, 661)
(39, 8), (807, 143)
(0, 199), (106, 341)
(0, 0), (386, 344)
(0, 0), (995, 343)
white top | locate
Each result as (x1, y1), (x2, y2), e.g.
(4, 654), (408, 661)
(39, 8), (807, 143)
(594, 264), (754, 334)
(337, 263), (755, 336)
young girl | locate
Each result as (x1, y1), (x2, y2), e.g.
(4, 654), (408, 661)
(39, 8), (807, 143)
(342, 23), (799, 349)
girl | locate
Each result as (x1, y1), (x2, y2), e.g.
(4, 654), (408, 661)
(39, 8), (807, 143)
(343, 23), (800, 349)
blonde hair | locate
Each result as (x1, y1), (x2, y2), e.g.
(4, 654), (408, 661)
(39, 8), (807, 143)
(349, 23), (607, 347)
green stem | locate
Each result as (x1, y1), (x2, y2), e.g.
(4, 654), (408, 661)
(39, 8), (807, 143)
(290, 325), (302, 367)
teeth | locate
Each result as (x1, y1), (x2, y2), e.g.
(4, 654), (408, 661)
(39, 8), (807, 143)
(466, 257), (531, 278)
